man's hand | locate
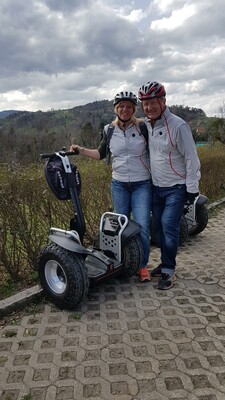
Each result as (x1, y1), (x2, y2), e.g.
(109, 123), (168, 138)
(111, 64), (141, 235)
(186, 192), (199, 204)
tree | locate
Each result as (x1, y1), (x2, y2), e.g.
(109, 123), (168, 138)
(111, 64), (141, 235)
(205, 117), (225, 145)
(80, 122), (98, 147)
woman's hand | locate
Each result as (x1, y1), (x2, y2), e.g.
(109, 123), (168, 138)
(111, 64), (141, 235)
(70, 144), (83, 154)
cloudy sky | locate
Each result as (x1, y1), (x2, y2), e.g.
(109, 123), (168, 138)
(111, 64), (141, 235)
(0, 0), (224, 116)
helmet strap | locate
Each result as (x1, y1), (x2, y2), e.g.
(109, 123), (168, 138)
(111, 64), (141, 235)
(157, 98), (164, 113)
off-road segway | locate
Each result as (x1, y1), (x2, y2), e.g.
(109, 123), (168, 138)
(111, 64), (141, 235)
(37, 148), (143, 310)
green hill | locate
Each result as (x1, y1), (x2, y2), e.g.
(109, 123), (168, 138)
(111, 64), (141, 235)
(0, 100), (208, 164)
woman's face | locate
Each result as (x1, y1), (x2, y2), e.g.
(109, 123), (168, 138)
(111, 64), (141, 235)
(116, 100), (134, 121)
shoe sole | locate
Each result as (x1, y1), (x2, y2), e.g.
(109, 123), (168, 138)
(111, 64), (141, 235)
(157, 275), (176, 290)
(151, 274), (161, 280)
(139, 278), (151, 283)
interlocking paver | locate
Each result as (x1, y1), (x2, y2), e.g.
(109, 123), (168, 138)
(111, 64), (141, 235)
(1, 207), (225, 399)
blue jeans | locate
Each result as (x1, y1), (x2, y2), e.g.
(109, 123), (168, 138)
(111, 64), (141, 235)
(111, 179), (151, 268)
(152, 184), (186, 275)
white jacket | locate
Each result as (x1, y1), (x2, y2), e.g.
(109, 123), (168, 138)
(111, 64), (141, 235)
(98, 122), (150, 182)
(145, 107), (201, 193)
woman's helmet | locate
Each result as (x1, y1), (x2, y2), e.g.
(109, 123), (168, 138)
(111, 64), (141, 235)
(138, 81), (166, 101)
(113, 91), (138, 106)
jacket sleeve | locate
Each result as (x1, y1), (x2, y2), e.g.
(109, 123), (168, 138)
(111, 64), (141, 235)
(176, 122), (201, 193)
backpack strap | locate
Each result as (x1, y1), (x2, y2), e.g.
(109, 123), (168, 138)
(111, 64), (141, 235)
(139, 122), (149, 149)
(105, 123), (115, 165)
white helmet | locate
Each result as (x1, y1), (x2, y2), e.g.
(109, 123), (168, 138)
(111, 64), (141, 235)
(113, 91), (138, 106)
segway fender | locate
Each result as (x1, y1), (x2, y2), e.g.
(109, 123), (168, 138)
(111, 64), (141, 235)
(48, 229), (89, 255)
(196, 194), (208, 206)
(121, 220), (141, 245)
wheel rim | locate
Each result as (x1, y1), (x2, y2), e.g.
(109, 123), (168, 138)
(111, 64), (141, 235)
(44, 260), (67, 294)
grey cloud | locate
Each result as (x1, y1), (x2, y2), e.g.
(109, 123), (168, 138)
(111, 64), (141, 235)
(0, 0), (145, 76)
(44, 0), (92, 12)
(0, 0), (224, 116)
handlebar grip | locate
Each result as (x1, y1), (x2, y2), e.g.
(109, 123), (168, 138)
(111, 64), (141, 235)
(40, 153), (54, 159)
(63, 151), (79, 156)
(40, 150), (79, 159)
(68, 149), (80, 155)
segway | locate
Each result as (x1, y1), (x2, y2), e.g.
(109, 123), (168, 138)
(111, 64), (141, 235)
(37, 148), (143, 310)
(183, 194), (208, 237)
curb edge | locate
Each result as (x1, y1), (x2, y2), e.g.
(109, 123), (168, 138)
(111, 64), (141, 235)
(0, 285), (43, 318)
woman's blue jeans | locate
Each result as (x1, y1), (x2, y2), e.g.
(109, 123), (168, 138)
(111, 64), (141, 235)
(152, 184), (186, 275)
(111, 179), (151, 268)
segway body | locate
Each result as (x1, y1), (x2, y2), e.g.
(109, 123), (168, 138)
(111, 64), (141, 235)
(37, 150), (143, 310)
(184, 194), (208, 236)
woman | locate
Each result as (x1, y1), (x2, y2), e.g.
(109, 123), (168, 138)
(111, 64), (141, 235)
(70, 91), (151, 282)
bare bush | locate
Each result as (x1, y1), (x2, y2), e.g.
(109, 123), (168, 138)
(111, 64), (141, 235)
(198, 144), (225, 198)
(0, 147), (225, 297)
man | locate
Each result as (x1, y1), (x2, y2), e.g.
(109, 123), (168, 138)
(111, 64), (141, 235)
(138, 81), (201, 289)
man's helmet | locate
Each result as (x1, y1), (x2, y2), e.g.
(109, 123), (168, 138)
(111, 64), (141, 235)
(138, 81), (166, 101)
(113, 91), (138, 106)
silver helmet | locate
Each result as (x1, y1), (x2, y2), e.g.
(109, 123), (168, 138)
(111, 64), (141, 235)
(113, 91), (138, 106)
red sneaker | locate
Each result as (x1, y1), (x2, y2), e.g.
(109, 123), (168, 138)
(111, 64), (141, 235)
(138, 268), (151, 282)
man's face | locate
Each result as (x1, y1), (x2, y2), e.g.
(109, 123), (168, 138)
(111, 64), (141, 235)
(142, 97), (166, 120)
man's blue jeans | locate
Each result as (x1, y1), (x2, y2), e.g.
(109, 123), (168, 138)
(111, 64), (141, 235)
(152, 184), (186, 275)
(111, 179), (152, 268)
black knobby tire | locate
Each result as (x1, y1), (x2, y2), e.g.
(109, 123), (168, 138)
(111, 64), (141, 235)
(119, 235), (143, 279)
(37, 243), (89, 310)
(189, 205), (208, 236)
(179, 215), (189, 245)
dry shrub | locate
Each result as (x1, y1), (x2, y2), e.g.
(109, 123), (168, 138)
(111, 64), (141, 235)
(0, 158), (112, 286)
(0, 145), (224, 292)
(198, 144), (225, 198)
(78, 158), (112, 241)
(0, 164), (72, 286)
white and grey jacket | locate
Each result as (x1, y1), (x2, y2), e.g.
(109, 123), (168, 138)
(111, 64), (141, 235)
(145, 107), (201, 193)
(98, 123), (150, 182)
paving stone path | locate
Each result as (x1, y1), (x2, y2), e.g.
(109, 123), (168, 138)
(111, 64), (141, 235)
(1, 208), (225, 400)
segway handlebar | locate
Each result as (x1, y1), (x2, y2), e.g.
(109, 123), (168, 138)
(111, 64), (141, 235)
(40, 149), (79, 159)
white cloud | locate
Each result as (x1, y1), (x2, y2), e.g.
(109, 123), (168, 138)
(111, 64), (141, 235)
(123, 9), (145, 23)
(185, 80), (207, 93)
(151, 4), (196, 30)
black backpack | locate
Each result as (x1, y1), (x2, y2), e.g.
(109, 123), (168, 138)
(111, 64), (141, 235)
(44, 155), (81, 200)
(104, 122), (149, 164)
